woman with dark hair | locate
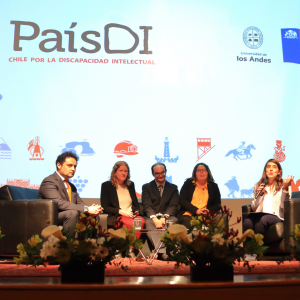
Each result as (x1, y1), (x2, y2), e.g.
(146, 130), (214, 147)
(101, 161), (145, 258)
(177, 163), (221, 228)
(243, 159), (294, 235)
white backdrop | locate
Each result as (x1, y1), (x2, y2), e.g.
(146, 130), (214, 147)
(0, 0), (300, 198)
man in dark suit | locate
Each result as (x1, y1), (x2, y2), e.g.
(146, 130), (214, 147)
(142, 163), (179, 260)
(38, 152), (102, 235)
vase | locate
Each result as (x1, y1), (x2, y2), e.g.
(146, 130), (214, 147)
(60, 262), (105, 283)
(190, 262), (233, 282)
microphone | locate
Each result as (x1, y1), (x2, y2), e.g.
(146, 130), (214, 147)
(254, 179), (268, 199)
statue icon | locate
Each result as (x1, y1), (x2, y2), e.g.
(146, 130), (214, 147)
(225, 176), (239, 198)
(273, 140), (285, 162)
(28, 136), (44, 160)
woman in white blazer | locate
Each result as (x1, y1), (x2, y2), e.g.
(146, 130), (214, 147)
(243, 159), (294, 235)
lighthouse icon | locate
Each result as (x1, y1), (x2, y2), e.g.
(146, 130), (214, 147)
(155, 137), (179, 163)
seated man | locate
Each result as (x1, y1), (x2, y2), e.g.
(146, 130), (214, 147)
(38, 152), (102, 235)
(142, 163), (179, 260)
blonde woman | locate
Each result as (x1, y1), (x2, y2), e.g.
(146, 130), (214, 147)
(101, 161), (145, 257)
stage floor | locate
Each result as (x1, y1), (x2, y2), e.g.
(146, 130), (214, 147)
(1, 274), (300, 300)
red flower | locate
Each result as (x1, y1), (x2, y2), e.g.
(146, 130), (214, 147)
(98, 225), (110, 238)
(114, 217), (124, 229)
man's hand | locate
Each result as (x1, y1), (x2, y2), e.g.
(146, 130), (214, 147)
(153, 217), (165, 229)
(87, 205), (102, 216)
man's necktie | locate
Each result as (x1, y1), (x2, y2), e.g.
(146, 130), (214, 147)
(158, 185), (163, 197)
(64, 180), (72, 202)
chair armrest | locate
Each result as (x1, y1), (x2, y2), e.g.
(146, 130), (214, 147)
(284, 199), (300, 250)
(242, 204), (253, 214)
(0, 200), (58, 255)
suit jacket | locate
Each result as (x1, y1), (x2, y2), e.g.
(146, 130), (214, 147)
(177, 178), (221, 218)
(37, 172), (86, 212)
(101, 181), (140, 217)
(142, 180), (179, 218)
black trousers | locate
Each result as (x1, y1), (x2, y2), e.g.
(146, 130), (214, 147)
(58, 210), (80, 236)
(178, 215), (193, 229)
(243, 213), (282, 236)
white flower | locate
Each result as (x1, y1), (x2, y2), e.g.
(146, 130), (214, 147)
(186, 233), (193, 243)
(211, 233), (225, 245)
(40, 235), (60, 259)
(97, 237), (105, 246)
(85, 238), (97, 248)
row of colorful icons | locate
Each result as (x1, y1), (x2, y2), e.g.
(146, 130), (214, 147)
(0, 136), (287, 163)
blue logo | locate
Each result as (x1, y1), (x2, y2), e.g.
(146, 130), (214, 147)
(166, 175), (172, 183)
(225, 176), (239, 198)
(243, 27), (263, 49)
(240, 187), (254, 198)
(0, 137), (11, 159)
(0, 94), (2, 100)
(281, 28), (300, 64)
(61, 140), (95, 156)
(155, 137), (179, 163)
(225, 142), (256, 161)
(69, 176), (88, 195)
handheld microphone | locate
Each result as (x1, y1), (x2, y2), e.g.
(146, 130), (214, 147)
(254, 179), (268, 200)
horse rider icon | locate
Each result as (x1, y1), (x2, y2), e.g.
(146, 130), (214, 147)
(236, 142), (246, 154)
(225, 142), (256, 161)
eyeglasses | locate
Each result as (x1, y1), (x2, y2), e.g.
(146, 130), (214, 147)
(196, 169), (207, 173)
(154, 171), (166, 176)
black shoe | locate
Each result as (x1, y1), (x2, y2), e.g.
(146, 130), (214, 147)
(157, 253), (168, 261)
(126, 248), (136, 259)
(114, 252), (123, 259)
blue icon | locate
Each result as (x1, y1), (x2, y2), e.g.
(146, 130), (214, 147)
(166, 175), (172, 183)
(225, 176), (239, 198)
(240, 187), (254, 198)
(61, 140), (95, 156)
(0, 137), (11, 159)
(281, 28), (300, 64)
(155, 137), (179, 163)
(225, 142), (256, 161)
(69, 176), (88, 195)
(0, 95), (2, 100)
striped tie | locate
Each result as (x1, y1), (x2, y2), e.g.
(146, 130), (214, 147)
(64, 180), (72, 202)
(158, 185), (163, 197)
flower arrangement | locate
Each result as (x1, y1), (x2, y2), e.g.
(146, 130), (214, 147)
(161, 206), (268, 269)
(13, 213), (143, 269)
(288, 224), (300, 260)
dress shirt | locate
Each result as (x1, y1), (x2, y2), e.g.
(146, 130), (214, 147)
(183, 182), (208, 216)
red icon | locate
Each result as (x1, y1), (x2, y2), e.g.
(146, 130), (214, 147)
(28, 136), (44, 160)
(113, 140), (138, 158)
(0, 179), (40, 190)
(273, 140), (285, 162)
(291, 179), (300, 192)
(196, 138), (215, 162)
